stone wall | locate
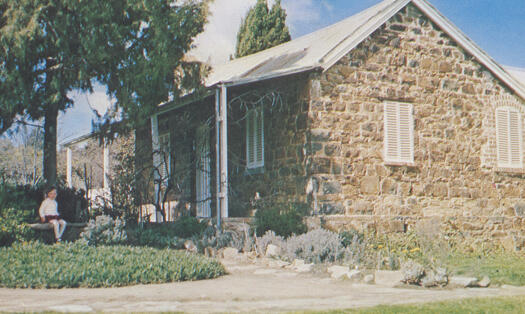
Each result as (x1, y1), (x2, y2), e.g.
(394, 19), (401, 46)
(227, 75), (311, 216)
(306, 4), (525, 247)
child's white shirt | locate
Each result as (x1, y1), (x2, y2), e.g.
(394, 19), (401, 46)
(39, 199), (58, 217)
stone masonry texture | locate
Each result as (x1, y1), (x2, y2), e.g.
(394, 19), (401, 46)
(303, 4), (525, 249)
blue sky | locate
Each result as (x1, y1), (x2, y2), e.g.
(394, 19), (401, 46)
(60, 0), (525, 143)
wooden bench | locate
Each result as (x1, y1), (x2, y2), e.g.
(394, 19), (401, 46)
(29, 222), (87, 230)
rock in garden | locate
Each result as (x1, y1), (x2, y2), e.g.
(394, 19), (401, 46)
(222, 247), (240, 260)
(375, 270), (403, 287)
(478, 276), (491, 288)
(364, 274), (375, 284)
(347, 270), (363, 281)
(184, 240), (197, 253)
(401, 260), (425, 285)
(434, 268), (448, 287)
(290, 259), (313, 273)
(268, 259), (289, 268)
(327, 265), (350, 279)
(421, 273), (437, 288)
(265, 244), (281, 257)
(449, 276), (478, 288)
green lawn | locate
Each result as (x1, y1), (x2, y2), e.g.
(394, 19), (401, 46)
(0, 241), (225, 288)
(445, 251), (525, 286)
(303, 296), (525, 313)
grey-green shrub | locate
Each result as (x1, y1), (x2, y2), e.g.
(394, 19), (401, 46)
(280, 228), (344, 263)
(256, 230), (284, 256)
(196, 225), (244, 252)
(80, 215), (127, 246)
(0, 241), (225, 288)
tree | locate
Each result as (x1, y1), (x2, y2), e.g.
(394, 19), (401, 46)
(0, 0), (208, 185)
(235, 0), (291, 58)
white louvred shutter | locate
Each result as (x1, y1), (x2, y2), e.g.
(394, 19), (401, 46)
(158, 133), (170, 180)
(398, 103), (414, 162)
(246, 107), (264, 169)
(384, 102), (413, 163)
(255, 107), (264, 166)
(496, 108), (510, 167)
(496, 107), (523, 168)
(246, 110), (254, 166)
(384, 103), (399, 162)
(509, 110), (522, 167)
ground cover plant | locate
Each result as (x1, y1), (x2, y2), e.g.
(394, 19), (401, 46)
(0, 242), (225, 288)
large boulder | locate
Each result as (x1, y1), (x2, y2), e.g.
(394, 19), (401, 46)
(327, 265), (350, 279)
(265, 244), (281, 257)
(401, 260), (425, 285)
(449, 276), (479, 288)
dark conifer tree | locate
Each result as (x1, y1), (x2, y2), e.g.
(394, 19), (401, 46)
(235, 0), (291, 58)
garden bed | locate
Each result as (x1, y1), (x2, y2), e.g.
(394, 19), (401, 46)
(0, 242), (225, 288)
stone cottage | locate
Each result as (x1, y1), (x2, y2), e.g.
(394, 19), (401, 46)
(141, 0), (525, 247)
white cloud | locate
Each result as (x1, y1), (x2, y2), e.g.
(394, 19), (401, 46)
(191, 0), (284, 65)
(69, 85), (114, 116)
(281, 0), (321, 27)
(191, 0), (257, 65)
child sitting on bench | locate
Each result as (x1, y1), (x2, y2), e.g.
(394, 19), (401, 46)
(39, 186), (67, 242)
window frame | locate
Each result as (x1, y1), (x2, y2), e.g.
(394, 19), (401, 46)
(158, 132), (171, 180)
(246, 106), (264, 169)
(495, 106), (523, 169)
(383, 102), (415, 165)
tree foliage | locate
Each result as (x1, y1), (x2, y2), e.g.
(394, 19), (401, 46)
(235, 0), (291, 58)
(0, 0), (208, 185)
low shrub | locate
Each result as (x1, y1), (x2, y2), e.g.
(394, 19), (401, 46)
(196, 225), (245, 252)
(170, 216), (208, 238)
(0, 208), (35, 247)
(127, 217), (207, 248)
(80, 215), (127, 246)
(0, 242), (226, 288)
(127, 227), (184, 248)
(253, 203), (307, 237)
(280, 228), (344, 263)
(256, 230), (284, 256)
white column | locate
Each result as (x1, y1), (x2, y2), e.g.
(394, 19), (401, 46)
(215, 89), (221, 227)
(103, 139), (109, 190)
(220, 85), (228, 218)
(66, 147), (72, 188)
(150, 114), (162, 222)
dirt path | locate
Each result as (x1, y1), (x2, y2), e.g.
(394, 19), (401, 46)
(2, 257), (525, 313)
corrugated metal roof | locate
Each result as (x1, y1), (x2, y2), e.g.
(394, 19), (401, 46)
(206, 0), (402, 87)
(204, 0), (525, 101)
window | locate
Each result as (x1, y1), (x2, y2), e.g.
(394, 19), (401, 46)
(158, 133), (171, 180)
(246, 106), (264, 169)
(383, 102), (414, 164)
(496, 107), (523, 168)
